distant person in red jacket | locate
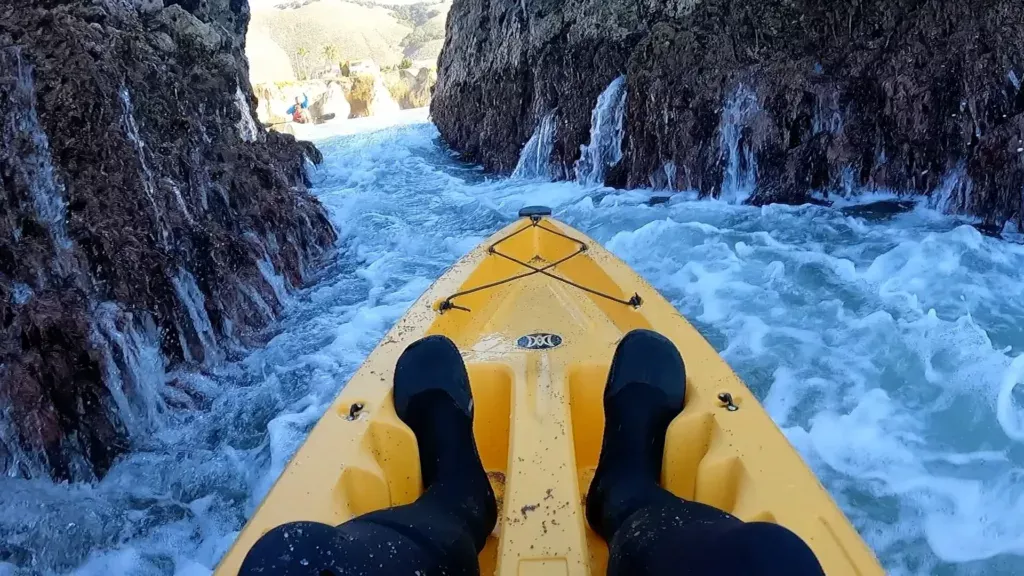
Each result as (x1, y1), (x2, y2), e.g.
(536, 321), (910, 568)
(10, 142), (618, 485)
(288, 95), (310, 124)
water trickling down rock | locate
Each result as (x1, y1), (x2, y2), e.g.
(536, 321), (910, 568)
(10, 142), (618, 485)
(433, 0), (1024, 226)
(575, 76), (628, 187)
(0, 1), (336, 481)
(718, 85), (759, 204)
(512, 111), (557, 180)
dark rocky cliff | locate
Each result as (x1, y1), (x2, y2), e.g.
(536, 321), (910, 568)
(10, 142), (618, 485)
(432, 0), (1024, 226)
(0, 0), (335, 481)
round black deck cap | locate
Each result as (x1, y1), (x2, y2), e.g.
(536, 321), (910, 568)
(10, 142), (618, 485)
(518, 206), (553, 218)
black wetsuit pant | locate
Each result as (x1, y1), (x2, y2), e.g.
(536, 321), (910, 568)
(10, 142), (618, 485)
(239, 391), (824, 575)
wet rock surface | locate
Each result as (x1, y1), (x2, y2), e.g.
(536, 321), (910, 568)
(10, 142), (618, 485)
(432, 0), (1024, 226)
(0, 0), (335, 481)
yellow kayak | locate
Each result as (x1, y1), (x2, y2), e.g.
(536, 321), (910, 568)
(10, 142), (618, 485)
(216, 208), (883, 575)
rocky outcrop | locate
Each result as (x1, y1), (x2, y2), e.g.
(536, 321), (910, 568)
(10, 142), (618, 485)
(347, 72), (401, 117)
(0, 0), (335, 481)
(385, 67), (437, 109)
(313, 80), (352, 120)
(432, 0), (1024, 227)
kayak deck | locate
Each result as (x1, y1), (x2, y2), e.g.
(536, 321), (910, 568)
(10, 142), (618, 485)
(216, 215), (883, 575)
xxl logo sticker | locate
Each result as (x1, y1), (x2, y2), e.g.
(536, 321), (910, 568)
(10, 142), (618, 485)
(517, 333), (563, 350)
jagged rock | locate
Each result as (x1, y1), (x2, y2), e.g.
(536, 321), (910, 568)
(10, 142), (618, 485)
(133, 0), (163, 15)
(149, 30), (176, 53)
(312, 81), (351, 120)
(0, 0), (335, 481)
(155, 4), (223, 52)
(433, 0), (1024, 227)
(347, 71), (401, 117)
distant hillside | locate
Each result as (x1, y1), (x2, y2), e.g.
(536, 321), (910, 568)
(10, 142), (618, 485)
(247, 0), (450, 81)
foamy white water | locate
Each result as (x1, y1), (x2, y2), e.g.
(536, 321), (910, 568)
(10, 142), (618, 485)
(2, 109), (1023, 575)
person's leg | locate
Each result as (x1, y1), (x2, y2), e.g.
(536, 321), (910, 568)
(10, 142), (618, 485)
(588, 329), (824, 576)
(608, 504), (824, 575)
(240, 335), (496, 576)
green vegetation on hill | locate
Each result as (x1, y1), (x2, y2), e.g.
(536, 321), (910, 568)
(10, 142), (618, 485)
(399, 22), (445, 50)
(388, 3), (443, 27)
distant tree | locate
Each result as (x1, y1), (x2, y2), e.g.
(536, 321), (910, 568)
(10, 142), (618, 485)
(341, 60), (351, 77)
(296, 46), (310, 79)
(322, 44), (341, 67)
(399, 57), (413, 70)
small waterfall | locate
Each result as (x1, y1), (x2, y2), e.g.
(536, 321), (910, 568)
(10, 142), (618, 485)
(242, 232), (291, 311)
(188, 147), (212, 212)
(92, 303), (169, 438)
(840, 166), (857, 196)
(930, 162), (972, 214)
(119, 88), (175, 237)
(1010, 70), (1021, 91)
(719, 84), (759, 204)
(812, 90), (843, 135)
(0, 402), (48, 479)
(1, 48), (72, 258)
(662, 161), (677, 191)
(292, 233), (310, 282)
(575, 76), (628, 186)
(170, 268), (222, 365)
(512, 112), (557, 179)
(235, 87), (260, 143)
(240, 283), (276, 321)
(166, 180), (196, 224)
(647, 160), (678, 191)
(258, 256), (290, 307)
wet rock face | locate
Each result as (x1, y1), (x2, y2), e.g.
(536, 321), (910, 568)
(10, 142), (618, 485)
(432, 0), (1024, 225)
(0, 0), (336, 481)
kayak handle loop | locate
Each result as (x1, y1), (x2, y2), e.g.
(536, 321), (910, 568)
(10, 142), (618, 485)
(718, 392), (739, 412)
(438, 299), (471, 313)
(438, 215), (644, 314)
(347, 402), (365, 420)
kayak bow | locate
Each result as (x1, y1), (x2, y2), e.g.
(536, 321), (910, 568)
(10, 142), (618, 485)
(216, 208), (883, 575)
